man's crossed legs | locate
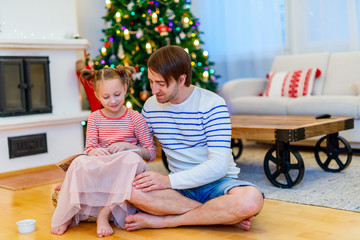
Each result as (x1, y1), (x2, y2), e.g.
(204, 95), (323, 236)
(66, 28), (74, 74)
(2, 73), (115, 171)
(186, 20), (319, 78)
(125, 178), (264, 231)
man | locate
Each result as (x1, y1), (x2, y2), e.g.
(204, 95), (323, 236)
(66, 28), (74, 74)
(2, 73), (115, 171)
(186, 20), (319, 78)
(125, 45), (264, 231)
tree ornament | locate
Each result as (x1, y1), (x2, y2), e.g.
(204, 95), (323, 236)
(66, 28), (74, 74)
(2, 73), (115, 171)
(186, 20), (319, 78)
(176, 36), (180, 44)
(140, 88), (150, 101)
(166, 9), (175, 20)
(127, 0), (135, 10)
(132, 71), (143, 81)
(154, 23), (172, 36)
(136, 29), (144, 38)
(124, 56), (130, 66)
(109, 54), (117, 63)
(165, 37), (170, 45)
(179, 32), (186, 39)
(146, 17), (151, 26)
(117, 43), (125, 59)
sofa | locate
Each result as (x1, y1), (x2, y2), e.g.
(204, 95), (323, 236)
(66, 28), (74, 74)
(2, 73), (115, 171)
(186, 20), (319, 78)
(220, 51), (360, 148)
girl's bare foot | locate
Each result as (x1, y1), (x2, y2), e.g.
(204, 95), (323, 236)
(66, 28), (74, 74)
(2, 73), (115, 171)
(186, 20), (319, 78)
(51, 218), (72, 235)
(97, 207), (113, 237)
(54, 182), (63, 191)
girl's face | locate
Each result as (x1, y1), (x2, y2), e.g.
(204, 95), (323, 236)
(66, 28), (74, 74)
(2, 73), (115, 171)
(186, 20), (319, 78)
(95, 78), (127, 114)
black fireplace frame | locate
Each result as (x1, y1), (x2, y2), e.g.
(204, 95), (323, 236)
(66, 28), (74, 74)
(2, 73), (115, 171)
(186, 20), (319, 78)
(0, 56), (52, 117)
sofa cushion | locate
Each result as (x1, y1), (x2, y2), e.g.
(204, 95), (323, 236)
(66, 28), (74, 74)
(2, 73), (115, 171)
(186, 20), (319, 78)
(271, 52), (330, 96)
(229, 96), (289, 115)
(263, 68), (320, 97)
(322, 52), (360, 96)
(286, 96), (360, 118)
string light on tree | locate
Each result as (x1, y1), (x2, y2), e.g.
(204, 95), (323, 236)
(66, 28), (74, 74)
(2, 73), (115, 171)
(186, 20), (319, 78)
(105, 0), (111, 8)
(101, 47), (107, 55)
(193, 39), (200, 49)
(182, 16), (190, 28)
(152, 13), (158, 24)
(126, 101), (133, 109)
(124, 29), (130, 40)
(146, 42), (152, 54)
(203, 70), (209, 81)
(115, 12), (121, 22)
(203, 50), (209, 58)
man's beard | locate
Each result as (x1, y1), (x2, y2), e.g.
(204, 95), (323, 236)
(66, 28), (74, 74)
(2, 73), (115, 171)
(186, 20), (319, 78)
(157, 83), (179, 103)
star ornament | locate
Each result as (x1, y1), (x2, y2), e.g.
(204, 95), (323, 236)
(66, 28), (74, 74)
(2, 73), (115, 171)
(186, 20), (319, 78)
(154, 24), (172, 36)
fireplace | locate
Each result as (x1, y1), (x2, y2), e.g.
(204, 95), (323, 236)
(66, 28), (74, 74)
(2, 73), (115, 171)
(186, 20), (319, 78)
(0, 39), (90, 173)
(0, 56), (52, 116)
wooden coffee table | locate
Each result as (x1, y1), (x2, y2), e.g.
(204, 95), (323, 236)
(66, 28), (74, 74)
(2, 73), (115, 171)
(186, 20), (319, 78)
(230, 115), (354, 188)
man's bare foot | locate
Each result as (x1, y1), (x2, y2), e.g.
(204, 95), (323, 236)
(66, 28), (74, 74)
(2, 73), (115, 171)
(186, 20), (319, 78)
(234, 217), (253, 231)
(51, 218), (72, 235)
(125, 213), (166, 231)
(97, 207), (113, 237)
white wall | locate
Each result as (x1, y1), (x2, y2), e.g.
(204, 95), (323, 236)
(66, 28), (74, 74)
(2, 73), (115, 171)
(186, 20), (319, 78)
(75, 0), (107, 59)
(0, 0), (79, 40)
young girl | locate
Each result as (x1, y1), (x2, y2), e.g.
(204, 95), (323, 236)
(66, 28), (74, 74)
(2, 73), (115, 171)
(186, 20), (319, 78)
(51, 65), (156, 237)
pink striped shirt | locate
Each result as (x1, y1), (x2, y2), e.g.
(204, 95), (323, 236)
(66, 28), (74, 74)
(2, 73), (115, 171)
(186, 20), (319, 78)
(84, 108), (156, 161)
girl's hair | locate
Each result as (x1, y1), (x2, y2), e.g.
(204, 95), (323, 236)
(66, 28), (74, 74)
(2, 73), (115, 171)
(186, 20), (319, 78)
(147, 45), (192, 87)
(81, 65), (136, 92)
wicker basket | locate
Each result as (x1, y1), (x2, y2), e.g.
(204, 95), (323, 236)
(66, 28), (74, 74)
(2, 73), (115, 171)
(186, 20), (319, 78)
(52, 190), (97, 222)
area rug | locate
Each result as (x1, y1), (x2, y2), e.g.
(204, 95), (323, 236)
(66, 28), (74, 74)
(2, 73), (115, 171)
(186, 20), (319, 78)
(0, 166), (65, 190)
(147, 143), (360, 212)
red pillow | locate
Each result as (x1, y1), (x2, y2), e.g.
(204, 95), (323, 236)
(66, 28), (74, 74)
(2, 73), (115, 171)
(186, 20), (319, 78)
(263, 68), (321, 97)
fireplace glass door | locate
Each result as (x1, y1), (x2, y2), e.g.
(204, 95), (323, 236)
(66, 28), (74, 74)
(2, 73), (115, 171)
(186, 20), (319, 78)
(0, 57), (52, 116)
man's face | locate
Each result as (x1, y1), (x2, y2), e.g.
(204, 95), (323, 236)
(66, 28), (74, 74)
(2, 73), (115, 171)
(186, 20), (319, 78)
(148, 69), (180, 104)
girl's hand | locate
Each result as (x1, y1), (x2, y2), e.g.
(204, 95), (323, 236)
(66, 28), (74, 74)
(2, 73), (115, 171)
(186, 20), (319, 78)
(88, 148), (111, 156)
(107, 142), (131, 154)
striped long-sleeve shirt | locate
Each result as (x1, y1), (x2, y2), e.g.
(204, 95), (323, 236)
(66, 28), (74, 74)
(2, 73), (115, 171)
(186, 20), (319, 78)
(84, 108), (157, 162)
(142, 86), (240, 189)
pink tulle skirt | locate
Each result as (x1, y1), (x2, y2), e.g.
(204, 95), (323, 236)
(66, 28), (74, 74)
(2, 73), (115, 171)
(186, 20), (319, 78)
(51, 151), (147, 229)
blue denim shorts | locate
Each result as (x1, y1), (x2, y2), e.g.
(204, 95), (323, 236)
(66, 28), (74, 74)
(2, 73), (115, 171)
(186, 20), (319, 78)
(176, 177), (265, 204)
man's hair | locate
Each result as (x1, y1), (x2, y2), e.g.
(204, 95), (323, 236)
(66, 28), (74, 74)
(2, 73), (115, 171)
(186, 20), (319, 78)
(147, 45), (192, 86)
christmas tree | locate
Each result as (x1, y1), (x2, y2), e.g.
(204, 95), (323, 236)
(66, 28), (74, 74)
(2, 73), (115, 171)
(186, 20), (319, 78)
(93, 0), (219, 112)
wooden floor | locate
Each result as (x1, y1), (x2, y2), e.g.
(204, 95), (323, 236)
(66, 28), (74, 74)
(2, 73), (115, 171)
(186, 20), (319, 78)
(1, 181), (360, 240)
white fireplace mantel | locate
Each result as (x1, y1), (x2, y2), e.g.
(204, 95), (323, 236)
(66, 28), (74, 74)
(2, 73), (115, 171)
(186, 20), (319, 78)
(0, 37), (91, 173)
(0, 38), (90, 50)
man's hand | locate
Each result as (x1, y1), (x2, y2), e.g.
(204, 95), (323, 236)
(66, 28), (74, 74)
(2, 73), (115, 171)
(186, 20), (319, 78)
(88, 148), (111, 156)
(133, 171), (171, 192)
